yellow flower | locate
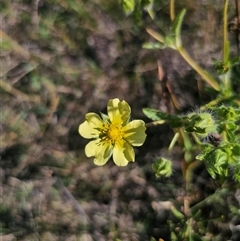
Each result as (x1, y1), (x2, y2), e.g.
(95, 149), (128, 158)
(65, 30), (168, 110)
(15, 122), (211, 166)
(79, 98), (147, 166)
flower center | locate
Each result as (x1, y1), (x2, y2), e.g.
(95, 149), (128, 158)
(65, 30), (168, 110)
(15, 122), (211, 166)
(107, 125), (122, 141)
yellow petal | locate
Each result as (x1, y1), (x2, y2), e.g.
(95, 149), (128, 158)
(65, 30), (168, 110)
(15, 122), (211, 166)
(112, 141), (134, 166)
(85, 139), (113, 166)
(107, 98), (131, 125)
(79, 113), (103, 139)
(122, 120), (146, 146)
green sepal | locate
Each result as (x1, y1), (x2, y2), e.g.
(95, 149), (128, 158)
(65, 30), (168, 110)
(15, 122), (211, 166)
(100, 112), (110, 122)
(184, 112), (217, 138)
(152, 157), (172, 178)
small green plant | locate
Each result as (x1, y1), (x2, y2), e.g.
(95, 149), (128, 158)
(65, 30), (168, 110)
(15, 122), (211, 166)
(79, 0), (240, 240)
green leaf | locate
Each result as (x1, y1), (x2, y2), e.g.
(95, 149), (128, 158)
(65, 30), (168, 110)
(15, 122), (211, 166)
(233, 164), (240, 182)
(143, 108), (170, 121)
(171, 9), (186, 48)
(170, 206), (185, 220)
(232, 144), (240, 156)
(164, 35), (177, 49)
(119, 0), (135, 16)
(196, 144), (213, 161)
(213, 104), (240, 122)
(214, 149), (228, 176)
(212, 57), (240, 75)
(146, 28), (165, 43)
(142, 108), (183, 127)
(143, 0), (155, 19)
(152, 157), (172, 178)
(197, 142), (239, 179)
(142, 42), (166, 50)
(184, 112), (217, 138)
(170, 231), (178, 241)
(212, 58), (230, 75)
(100, 112), (110, 122)
(230, 56), (240, 66)
(226, 122), (238, 131)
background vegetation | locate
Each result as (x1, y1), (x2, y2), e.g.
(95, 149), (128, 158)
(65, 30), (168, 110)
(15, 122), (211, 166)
(1, 0), (240, 240)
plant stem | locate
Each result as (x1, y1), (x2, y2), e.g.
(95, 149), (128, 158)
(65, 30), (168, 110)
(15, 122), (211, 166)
(170, 0), (175, 21)
(192, 133), (202, 145)
(222, 0), (233, 93)
(200, 95), (236, 110)
(168, 131), (180, 151)
(223, 0), (229, 62)
(177, 46), (220, 91)
(191, 188), (228, 215)
(222, 129), (228, 142)
(236, 0), (240, 54)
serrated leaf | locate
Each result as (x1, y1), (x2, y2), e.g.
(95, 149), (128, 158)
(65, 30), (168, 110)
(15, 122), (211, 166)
(226, 122), (238, 131)
(214, 149), (227, 167)
(196, 144), (213, 161)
